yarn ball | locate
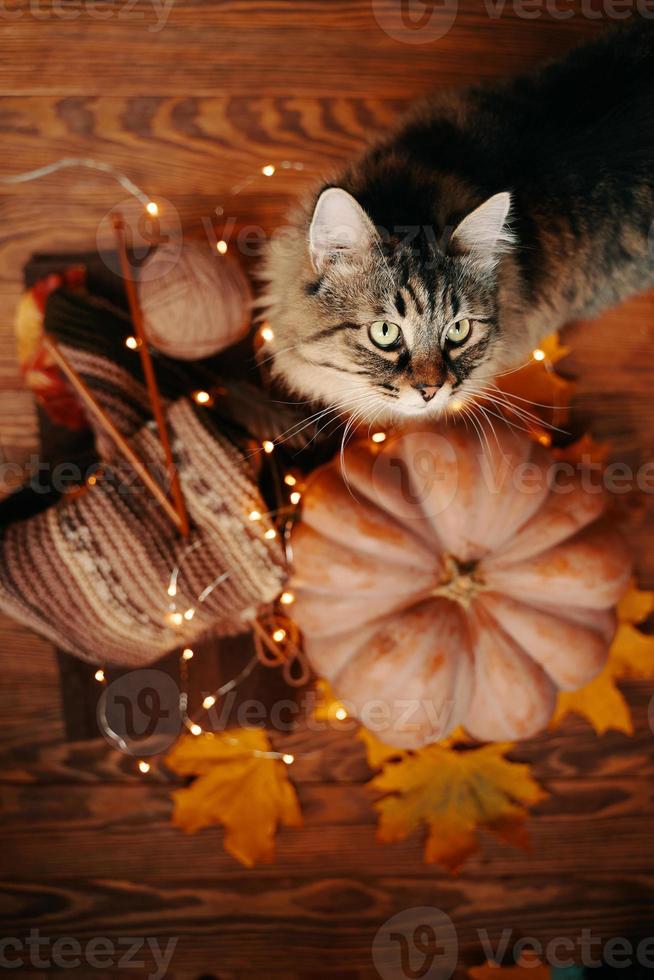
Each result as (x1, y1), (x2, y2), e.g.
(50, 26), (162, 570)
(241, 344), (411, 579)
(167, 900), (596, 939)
(138, 241), (252, 360)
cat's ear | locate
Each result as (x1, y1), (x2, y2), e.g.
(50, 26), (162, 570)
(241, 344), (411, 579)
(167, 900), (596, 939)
(448, 192), (514, 267)
(309, 188), (378, 271)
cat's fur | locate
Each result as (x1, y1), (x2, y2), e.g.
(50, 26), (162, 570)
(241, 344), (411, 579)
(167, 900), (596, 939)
(262, 21), (654, 422)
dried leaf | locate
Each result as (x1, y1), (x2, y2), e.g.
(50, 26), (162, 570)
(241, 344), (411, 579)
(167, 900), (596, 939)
(367, 741), (547, 872)
(551, 583), (654, 735)
(358, 727), (470, 770)
(617, 583), (654, 627)
(165, 729), (302, 867)
(550, 663), (634, 736)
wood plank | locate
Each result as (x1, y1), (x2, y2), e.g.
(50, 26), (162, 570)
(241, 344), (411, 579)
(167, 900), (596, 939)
(0, 5), (609, 98)
(0, 870), (652, 976)
(1, 681), (652, 785)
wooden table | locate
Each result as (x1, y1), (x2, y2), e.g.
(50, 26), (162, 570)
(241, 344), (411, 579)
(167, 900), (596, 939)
(0, 4), (653, 977)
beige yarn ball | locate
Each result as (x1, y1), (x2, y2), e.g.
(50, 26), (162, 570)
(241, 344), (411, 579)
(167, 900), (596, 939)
(138, 241), (252, 360)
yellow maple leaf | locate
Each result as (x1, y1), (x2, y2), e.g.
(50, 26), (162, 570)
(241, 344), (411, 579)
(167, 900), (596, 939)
(368, 742), (547, 872)
(358, 726), (470, 770)
(165, 729), (302, 867)
(618, 583), (654, 624)
(358, 727), (410, 769)
(551, 582), (654, 735)
(550, 663), (634, 736)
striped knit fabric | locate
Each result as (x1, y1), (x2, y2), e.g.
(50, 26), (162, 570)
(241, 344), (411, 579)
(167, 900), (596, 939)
(0, 398), (286, 666)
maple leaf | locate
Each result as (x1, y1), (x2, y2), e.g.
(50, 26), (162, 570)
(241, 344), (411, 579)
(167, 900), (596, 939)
(550, 664), (634, 736)
(165, 729), (302, 867)
(551, 582), (654, 735)
(358, 726), (470, 769)
(366, 740), (547, 872)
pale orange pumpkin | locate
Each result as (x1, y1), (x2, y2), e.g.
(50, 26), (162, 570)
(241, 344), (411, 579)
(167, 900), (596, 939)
(290, 424), (631, 747)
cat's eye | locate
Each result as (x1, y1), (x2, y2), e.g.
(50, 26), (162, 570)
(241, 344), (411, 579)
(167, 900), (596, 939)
(369, 320), (401, 350)
(446, 318), (472, 346)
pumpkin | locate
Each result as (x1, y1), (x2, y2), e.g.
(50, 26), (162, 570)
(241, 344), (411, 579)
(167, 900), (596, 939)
(290, 424), (631, 747)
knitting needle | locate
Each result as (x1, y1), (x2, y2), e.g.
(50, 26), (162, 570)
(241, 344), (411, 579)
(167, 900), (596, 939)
(43, 334), (185, 534)
(112, 212), (190, 537)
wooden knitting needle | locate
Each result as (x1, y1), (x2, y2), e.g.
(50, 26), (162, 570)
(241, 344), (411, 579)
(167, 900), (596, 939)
(43, 334), (186, 533)
(112, 212), (190, 537)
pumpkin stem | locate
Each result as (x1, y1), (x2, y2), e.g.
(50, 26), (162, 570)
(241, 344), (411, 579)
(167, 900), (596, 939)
(431, 555), (486, 609)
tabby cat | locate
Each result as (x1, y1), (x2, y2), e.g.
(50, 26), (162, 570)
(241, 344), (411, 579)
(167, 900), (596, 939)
(262, 21), (654, 422)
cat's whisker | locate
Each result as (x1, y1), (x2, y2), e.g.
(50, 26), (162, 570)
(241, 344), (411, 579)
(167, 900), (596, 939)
(465, 384), (568, 434)
(465, 402), (495, 459)
(471, 401), (510, 459)
(254, 343), (302, 368)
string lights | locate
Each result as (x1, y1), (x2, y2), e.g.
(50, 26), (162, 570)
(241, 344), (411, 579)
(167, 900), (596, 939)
(6, 153), (562, 781)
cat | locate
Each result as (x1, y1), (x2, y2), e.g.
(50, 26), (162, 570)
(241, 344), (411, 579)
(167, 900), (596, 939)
(261, 20), (654, 424)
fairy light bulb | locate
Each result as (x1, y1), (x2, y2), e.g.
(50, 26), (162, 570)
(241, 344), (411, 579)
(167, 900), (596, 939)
(264, 528), (277, 540)
(167, 584), (177, 598)
(94, 669), (105, 683)
(280, 591), (295, 605)
(371, 432), (386, 444)
(193, 390), (211, 405)
(203, 695), (216, 710)
(290, 491), (301, 505)
(138, 760), (151, 773)
(282, 753), (294, 765)
(249, 510), (262, 522)
(190, 723), (203, 736)
(262, 440), (275, 454)
(260, 325), (274, 343)
(335, 707), (348, 721)
(145, 201), (159, 217)
(284, 474), (297, 487)
(182, 648), (194, 661)
(262, 164), (276, 177)
(166, 611), (184, 627)
(125, 336), (139, 350)
(216, 240), (228, 255)
(273, 628), (287, 643)
(532, 348), (546, 362)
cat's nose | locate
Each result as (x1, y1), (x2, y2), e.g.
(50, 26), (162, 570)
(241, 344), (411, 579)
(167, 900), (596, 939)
(417, 385), (439, 403)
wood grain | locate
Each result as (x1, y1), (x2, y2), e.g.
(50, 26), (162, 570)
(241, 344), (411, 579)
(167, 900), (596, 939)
(1, 6), (654, 978)
(0, 3), (610, 98)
